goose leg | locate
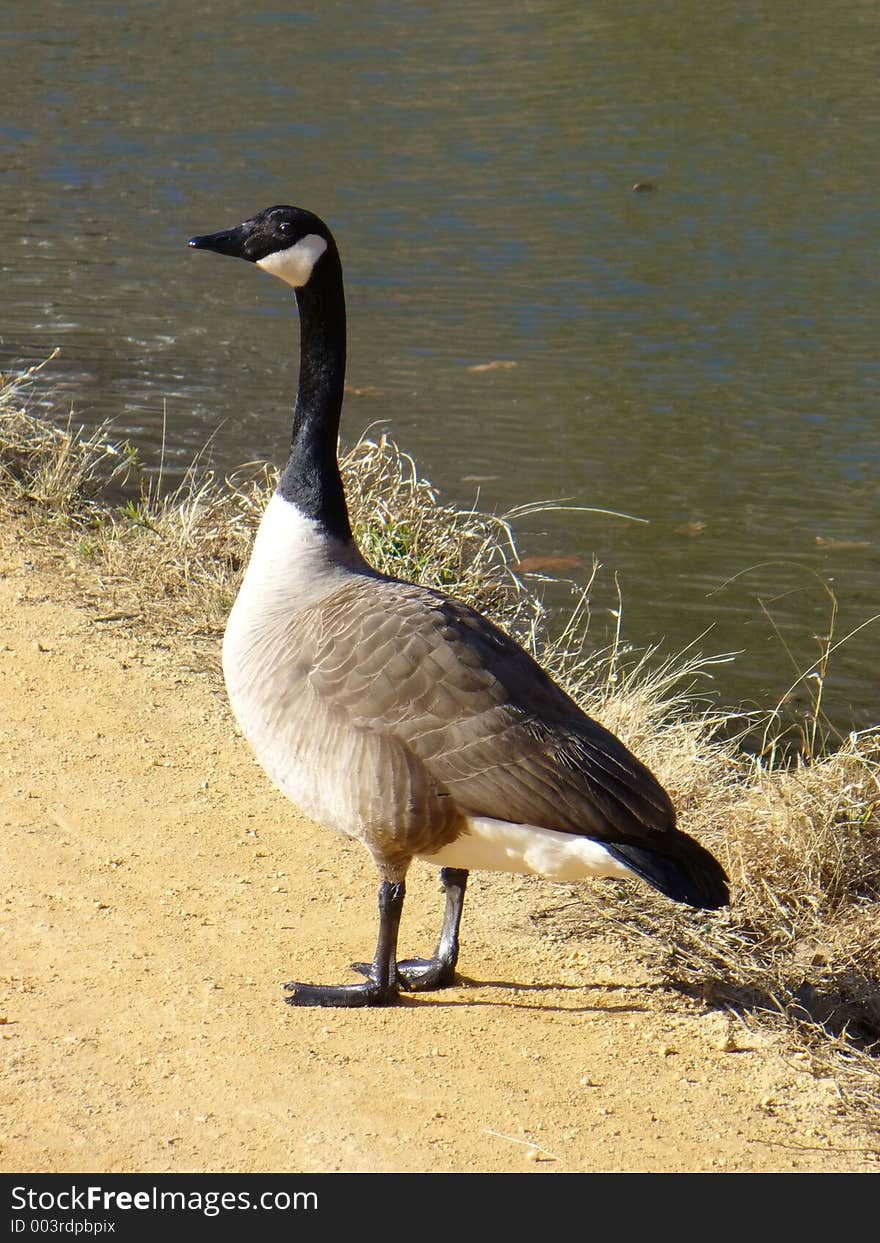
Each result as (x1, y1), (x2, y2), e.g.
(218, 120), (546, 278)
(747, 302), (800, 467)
(284, 880), (404, 1008)
(352, 867), (468, 992)
(398, 867), (468, 990)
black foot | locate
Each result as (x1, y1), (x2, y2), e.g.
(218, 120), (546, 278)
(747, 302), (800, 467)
(283, 978), (399, 1008)
(350, 957), (457, 992)
(283, 879), (406, 1009)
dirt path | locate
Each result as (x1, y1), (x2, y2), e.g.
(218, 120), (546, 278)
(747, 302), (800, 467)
(1, 526), (877, 1173)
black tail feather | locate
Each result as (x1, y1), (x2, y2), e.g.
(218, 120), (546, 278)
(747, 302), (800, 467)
(605, 835), (729, 910)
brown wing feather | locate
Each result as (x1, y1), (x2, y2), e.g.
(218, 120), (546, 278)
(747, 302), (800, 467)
(304, 574), (675, 846)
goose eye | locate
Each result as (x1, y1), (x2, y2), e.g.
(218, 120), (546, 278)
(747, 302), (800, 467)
(278, 221), (293, 237)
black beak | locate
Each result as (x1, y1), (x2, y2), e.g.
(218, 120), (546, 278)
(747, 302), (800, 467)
(188, 224), (251, 259)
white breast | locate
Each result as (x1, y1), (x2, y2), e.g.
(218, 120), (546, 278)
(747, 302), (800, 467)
(225, 491), (365, 625)
(222, 493), (369, 831)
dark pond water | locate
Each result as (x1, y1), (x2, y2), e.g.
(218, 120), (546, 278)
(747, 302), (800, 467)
(3, 0), (879, 737)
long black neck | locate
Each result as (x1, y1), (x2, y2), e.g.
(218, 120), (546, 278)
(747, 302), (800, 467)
(277, 244), (353, 543)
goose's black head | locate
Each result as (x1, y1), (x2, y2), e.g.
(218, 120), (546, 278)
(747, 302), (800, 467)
(188, 205), (334, 289)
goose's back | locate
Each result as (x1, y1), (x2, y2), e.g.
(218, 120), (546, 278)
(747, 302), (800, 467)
(309, 578), (675, 839)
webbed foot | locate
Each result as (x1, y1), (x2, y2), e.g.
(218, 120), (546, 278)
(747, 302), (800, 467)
(350, 956), (456, 992)
(283, 879), (405, 1009)
(283, 976), (399, 1008)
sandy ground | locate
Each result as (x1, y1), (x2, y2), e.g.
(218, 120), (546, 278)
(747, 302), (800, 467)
(1, 522), (877, 1174)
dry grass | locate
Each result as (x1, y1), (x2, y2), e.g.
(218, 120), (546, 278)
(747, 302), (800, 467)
(2, 359), (879, 1129)
(0, 360), (539, 647)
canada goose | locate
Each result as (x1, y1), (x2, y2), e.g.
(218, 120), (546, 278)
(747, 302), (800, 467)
(189, 205), (729, 1008)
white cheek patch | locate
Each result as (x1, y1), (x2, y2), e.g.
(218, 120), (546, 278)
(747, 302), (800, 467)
(257, 233), (328, 287)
